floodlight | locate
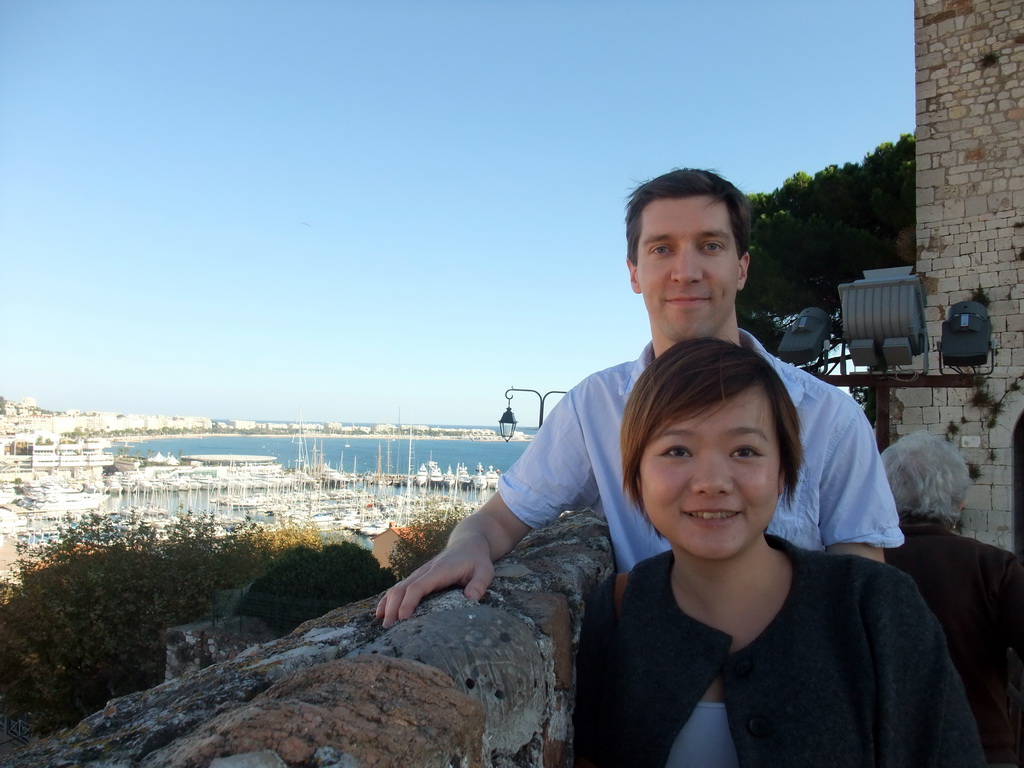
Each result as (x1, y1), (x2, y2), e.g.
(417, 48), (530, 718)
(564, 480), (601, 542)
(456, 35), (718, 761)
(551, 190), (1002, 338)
(940, 301), (992, 368)
(778, 308), (832, 366)
(848, 339), (879, 368)
(838, 267), (928, 371)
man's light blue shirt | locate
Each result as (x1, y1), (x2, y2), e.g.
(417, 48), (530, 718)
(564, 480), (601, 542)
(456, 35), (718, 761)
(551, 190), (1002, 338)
(498, 331), (903, 572)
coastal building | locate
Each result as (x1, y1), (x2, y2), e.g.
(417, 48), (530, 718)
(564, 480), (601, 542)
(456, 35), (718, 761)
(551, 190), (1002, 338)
(371, 523), (411, 570)
(0, 433), (114, 481)
(0, 403), (213, 436)
(181, 454), (278, 468)
(13, 414), (79, 435)
(336, 424), (372, 434)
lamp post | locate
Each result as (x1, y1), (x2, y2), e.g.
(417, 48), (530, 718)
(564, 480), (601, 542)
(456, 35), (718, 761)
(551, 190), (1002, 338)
(498, 387), (567, 442)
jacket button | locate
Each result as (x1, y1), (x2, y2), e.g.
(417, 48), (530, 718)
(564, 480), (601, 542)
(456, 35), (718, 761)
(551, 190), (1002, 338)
(734, 659), (753, 676)
(748, 717), (772, 738)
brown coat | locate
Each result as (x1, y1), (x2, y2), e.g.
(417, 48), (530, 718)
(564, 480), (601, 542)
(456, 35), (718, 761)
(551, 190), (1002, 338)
(886, 521), (1024, 765)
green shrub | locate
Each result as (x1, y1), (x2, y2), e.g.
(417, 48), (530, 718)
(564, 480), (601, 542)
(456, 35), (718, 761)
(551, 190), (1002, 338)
(389, 500), (471, 580)
(0, 512), (320, 734)
(241, 542), (395, 631)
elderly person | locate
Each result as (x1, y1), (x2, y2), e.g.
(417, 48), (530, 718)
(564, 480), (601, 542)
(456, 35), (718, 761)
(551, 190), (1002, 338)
(883, 430), (1024, 768)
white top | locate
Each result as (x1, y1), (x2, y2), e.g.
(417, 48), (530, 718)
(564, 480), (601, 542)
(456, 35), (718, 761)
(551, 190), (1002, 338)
(666, 702), (739, 768)
(498, 331), (903, 572)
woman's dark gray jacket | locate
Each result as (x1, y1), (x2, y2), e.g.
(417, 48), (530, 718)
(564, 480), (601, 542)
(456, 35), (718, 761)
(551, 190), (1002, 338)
(573, 535), (986, 768)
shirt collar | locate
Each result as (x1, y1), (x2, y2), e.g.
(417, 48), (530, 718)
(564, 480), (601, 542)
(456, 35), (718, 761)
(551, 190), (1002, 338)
(739, 329), (810, 408)
(622, 331), (805, 403)
(622, 342), (655, 397)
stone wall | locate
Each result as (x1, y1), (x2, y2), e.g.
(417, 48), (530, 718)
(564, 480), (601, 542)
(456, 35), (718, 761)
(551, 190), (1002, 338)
(898, 0), (1024, 549)
(165, 617), (279, 683)
(5, 510), (612, 768)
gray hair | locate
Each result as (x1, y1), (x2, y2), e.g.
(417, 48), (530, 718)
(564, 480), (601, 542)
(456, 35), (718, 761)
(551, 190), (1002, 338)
(881, 431), (971, 526)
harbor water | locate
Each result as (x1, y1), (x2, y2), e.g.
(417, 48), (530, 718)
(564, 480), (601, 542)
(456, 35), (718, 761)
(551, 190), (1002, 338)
(115, 434), (531, 477)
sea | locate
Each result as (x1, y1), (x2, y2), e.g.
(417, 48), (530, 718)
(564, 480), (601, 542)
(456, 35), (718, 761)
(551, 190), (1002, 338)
(114, 433), (532, 477)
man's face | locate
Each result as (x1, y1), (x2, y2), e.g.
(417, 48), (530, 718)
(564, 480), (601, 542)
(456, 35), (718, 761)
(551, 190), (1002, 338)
(627, 196), (749, 355)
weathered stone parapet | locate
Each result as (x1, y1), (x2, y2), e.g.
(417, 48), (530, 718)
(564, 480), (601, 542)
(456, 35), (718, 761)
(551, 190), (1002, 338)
(6, 510), (613, 768)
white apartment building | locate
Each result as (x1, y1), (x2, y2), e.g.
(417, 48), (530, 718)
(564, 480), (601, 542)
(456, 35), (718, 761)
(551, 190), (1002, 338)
(0, 433), (114, 479)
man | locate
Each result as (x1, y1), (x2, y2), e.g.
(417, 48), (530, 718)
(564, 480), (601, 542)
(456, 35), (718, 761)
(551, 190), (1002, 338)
(377, 168), (902, 628)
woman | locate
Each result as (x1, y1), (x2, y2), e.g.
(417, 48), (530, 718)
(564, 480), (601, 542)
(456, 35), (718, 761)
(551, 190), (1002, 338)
(573, 337), (984, 768)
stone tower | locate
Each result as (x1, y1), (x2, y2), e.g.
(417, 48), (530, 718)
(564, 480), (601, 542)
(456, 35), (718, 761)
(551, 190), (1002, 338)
(898, 0), (1023, 551)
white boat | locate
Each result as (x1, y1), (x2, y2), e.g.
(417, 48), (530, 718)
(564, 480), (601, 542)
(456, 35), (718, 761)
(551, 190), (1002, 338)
(485, 466), (499, 489)
(19, 489), (107, 513)
(360, 521), (390, 537)
(427, 461), (443, 487)
(0, 506), (27, 535)
(471, 463), (487, 490)
(0, 484), (20, 506)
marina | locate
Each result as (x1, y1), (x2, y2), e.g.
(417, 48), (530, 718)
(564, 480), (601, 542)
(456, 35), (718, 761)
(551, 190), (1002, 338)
(0, 433), (532, 557)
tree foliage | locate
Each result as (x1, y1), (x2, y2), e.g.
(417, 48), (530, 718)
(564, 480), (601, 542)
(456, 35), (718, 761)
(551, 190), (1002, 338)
(240, 539), (395, 633)
(388, 499), (471, 580)
(249, 541), (395, 604)
(0, 512), (319, 734)
(738, 134), (917, 352)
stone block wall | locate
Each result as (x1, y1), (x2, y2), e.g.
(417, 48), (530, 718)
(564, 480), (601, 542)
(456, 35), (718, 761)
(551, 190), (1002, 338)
(5, 510), (613, 768)
(897, 0), (1024, 549)
(165, 617), (279, 682)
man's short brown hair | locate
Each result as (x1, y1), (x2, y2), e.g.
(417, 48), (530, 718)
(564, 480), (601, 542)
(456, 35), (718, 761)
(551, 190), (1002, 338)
(625, 168), (751, 264)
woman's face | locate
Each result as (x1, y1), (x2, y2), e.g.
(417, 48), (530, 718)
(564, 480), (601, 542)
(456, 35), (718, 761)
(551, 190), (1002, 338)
(639, 388), (784, 563)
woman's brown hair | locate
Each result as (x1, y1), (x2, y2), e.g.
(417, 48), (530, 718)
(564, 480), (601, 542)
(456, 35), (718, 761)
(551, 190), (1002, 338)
(621, 338), (802, 517)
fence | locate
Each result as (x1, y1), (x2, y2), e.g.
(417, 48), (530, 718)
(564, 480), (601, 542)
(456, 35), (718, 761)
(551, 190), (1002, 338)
(0, 711), (30, 749)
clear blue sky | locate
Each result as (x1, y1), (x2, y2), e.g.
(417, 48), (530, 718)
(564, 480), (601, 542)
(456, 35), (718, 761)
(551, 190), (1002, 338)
(1, 0), (915, 426)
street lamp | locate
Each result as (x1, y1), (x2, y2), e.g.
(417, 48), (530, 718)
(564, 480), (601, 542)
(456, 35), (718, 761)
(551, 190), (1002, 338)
(498, 398), (517, 442)
(498, 387), (567, 442)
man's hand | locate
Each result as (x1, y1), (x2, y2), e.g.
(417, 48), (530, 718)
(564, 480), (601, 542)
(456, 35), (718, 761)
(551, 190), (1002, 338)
(375, 533), (494, 628)
(375, 494), (531, 628)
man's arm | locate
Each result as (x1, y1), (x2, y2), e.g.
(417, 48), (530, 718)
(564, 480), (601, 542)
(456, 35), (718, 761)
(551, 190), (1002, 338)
(803, 383), (903, 552)
(826, 541), (885, 562)
(375, 492), (531, 628)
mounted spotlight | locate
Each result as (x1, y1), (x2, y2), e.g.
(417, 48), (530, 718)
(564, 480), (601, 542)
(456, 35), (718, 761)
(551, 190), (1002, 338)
(778, 307), (832, 367)
(940, 300), (993, 371)
(838, 266), (928, 371)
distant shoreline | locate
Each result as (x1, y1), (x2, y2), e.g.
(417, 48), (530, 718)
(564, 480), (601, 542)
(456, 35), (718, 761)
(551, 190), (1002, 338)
(117, 433), (530, 443)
